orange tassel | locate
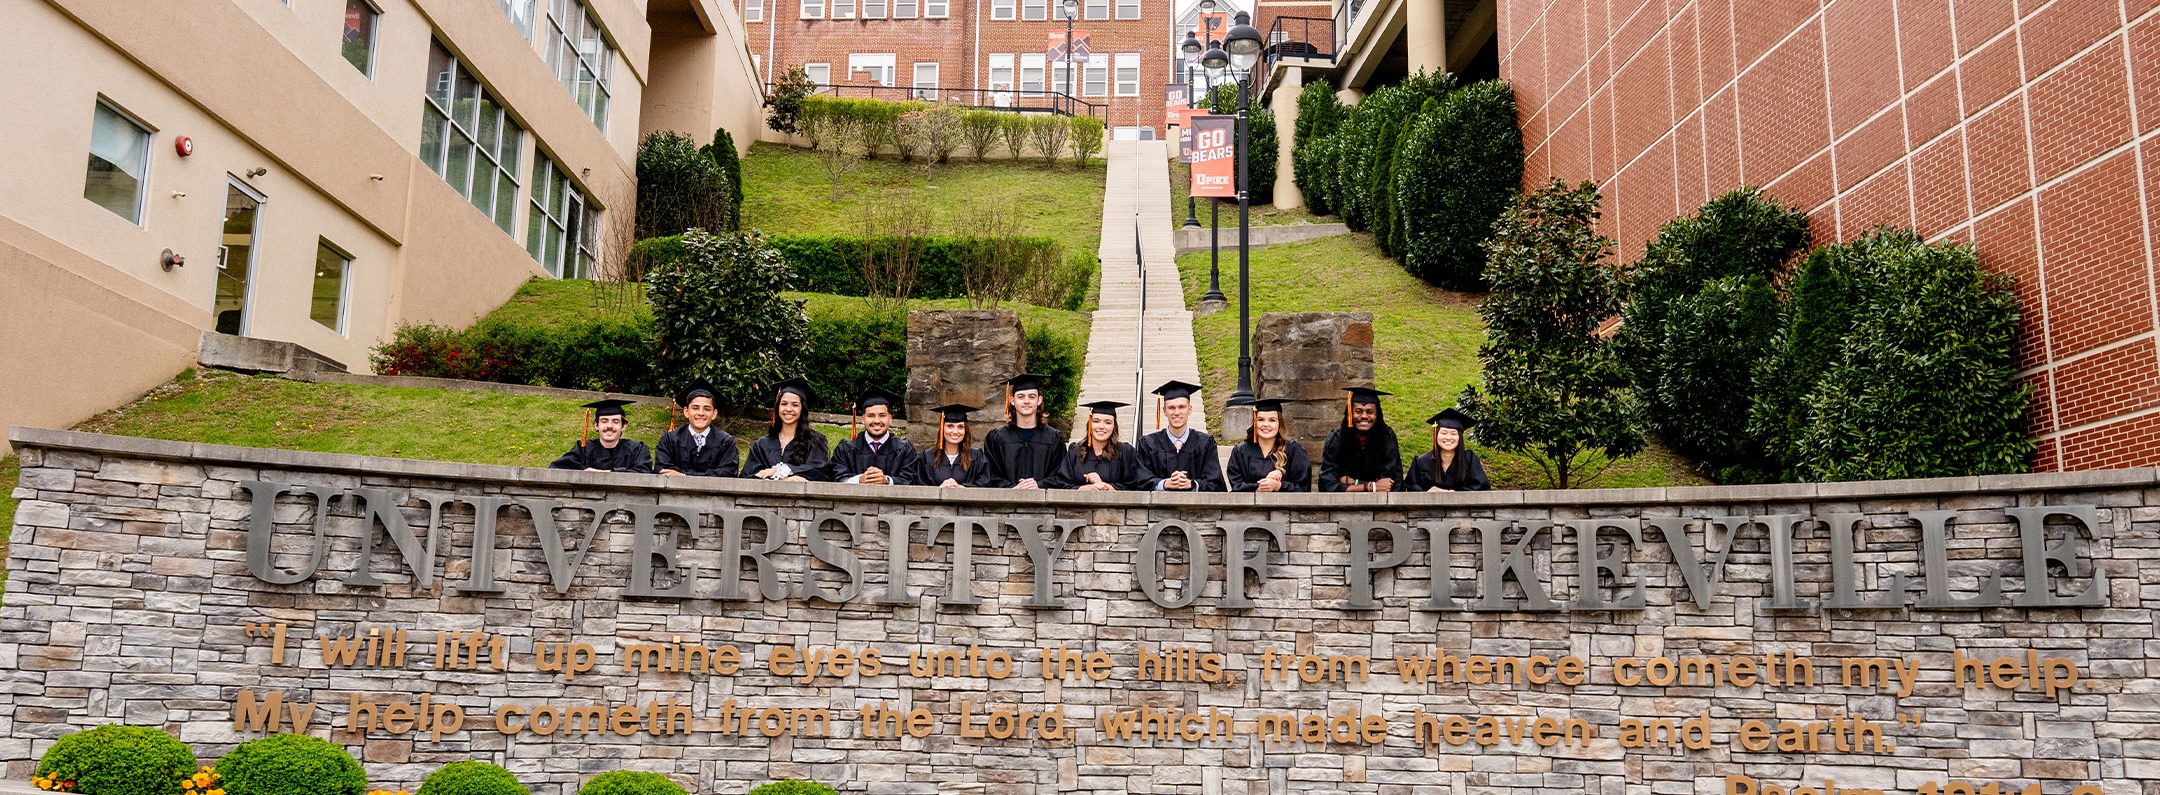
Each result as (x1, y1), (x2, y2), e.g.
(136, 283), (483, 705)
(1344, 393), (1352, 427)
(851, 402), (859, 439)
(1005, 384), (1014, 421)
(1156, 397), (1163, 430)
(668, 405), (678, 433)
(580, 410), (591, 448)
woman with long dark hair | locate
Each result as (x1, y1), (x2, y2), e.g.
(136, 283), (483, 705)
(1049, 400), (1154, 490)
(743, 377), (833, 482)
(1227, 397), (1311, 492)
(922, 403), (988, 488)
(1405, 408), (1490, 492)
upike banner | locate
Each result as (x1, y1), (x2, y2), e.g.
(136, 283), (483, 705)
(1188, 114), (1236, 197)
(1046, 31), (1091, 62)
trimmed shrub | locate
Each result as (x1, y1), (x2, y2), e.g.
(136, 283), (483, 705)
(960, 110), (1003, 160)
(763, 234), (1064, 302)
(1369, 110), (1417, 257)
(1205, 84), (1276, 201)
(417, 762), (528, 795)
(1070, 115), (1105, 167)
(34, 725), (196, 795)
(214, 734), (366, 795)
(1749, 246), (1857, 476)
(1026, 323), (1084, 424)
(702, 128), (744, 211)
(764, 66), (815, 134)
(368, 314), (657, 395)
(997, 113), (1029, 159)
(746, 781), (839, 795)
(648, 230), (810, 410)
(1393, 80), (1523, 290)
(1291, 80), (1345, 215)
(1322, 70), (1454, 231)
(1783, 229), (2032, 481)
(802, 303), (908, 415)
(636, 131), (734, 238)
(574, 772), (685, 795)
(1027, 114), (1070, 163)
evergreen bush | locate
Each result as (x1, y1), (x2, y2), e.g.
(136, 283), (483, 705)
(802, 303), (907, 414)
(1322, 70), (1454, 231)
(1749, 246), (1857, 476)
(701, 128), (744, 216)
(213, 735), (366, 795)
(1290, 80), (1344, 215)
(1393, 80), (1522, 290)
(1026, 323), (1084, 423)
(34, 725), (197, 795)
(416, 762), (527, 795)
(635, 131), (734, 238)
(647, 230), (809, 409)
(574, 772), (684, 795)
(764, 66), (815, 134)
(1070, 115), (1105, 166)
(745, 781), (838, 795)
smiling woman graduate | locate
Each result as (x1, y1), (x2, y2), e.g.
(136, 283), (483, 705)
(1405, 407), (1490, 492)
(1226, 396), (1312, 492)
(744, 377), (834, 482)
(1049, 400), (1156, 491)
(922, 403), (990, 488)
(1319, 386), (1403, 493)
(549, 398), (655, 473)
(831, 385), (930, 485)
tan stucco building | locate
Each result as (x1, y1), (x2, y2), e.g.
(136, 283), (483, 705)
(0, 0), (765, 454)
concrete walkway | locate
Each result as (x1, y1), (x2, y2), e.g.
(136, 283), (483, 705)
(1079, 140), (1205, 443)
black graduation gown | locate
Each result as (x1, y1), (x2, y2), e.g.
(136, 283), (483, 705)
(980, 423), (1069, 488)
(1135, 428), (1227, 492)
(830, 434), (932, 485)
(548, 439), (654, 473)
(1226, 440), (1313, 492)
(1047, 442), (1155, 490)
(654, 426), (741, 477)
(922, 448), (989, 487)
(1405, 448), (1491, 492)
(742, 429), (834, 481)
(1318, 426), (1404, 492)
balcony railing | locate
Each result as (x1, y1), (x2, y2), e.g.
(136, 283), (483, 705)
(1263, 15), (1338, 69)
(780, 83), (1109, 121)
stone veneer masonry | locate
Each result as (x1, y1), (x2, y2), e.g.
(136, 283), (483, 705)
(4, 427), (2159, 795)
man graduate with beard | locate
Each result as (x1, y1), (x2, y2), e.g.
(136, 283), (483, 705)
(980, 373), (1068, 489)
(655, 378), (740, 477)
(1135, 379), (1225, 492)
(831, 385), (930, 485)
(549, 398), (655, 473)
(1319, 386), (1402, 492)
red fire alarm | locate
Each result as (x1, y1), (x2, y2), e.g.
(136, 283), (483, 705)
(175, 136), (194, 157)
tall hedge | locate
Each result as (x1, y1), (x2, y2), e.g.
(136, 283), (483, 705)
(1778, 229), (2031, 481)
(636, 131), (734, 238)
(634, 234), (1083, 311)
(1393, 80), (1523, 290)
(1322, 71), (1455, 232)
(1748, 247), (1857, 475)
(1206, 84), (1276, 202)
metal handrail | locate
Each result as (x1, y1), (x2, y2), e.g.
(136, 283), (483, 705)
(773, 82), (1110, 121)
(1262, 14), (1338, 70)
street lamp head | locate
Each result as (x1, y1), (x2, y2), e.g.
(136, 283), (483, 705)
(1062, 0), (1076, 16)
(1198, 0), (1216, 12)
(1202, 41), (1229, 70)
(1180, 30), (1202, 55)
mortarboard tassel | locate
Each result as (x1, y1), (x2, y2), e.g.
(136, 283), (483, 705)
(580, 410), (592, 448)
(669, 405), (678, 433)
(1345, 393), (1352, 427)
(1005, 384), (1013, 421)
(1156, 397), (1163, 430)
(851, 402), (859, 438)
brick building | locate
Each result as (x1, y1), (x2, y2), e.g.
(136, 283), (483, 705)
(743, 0), (1179, 133)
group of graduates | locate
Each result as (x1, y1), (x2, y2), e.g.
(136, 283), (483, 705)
(550, 373), (1491, 493)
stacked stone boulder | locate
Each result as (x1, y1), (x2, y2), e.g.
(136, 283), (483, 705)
(902, 309), (1024, 448)
(1252, 312), (1376, 445)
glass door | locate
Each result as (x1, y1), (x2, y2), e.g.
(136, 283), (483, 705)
(214, 179), (265, 335)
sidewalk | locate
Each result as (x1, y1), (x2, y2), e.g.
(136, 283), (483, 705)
(1079, 140), (1205, 443)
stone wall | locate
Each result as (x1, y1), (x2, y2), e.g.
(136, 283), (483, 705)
(1252, 311), (1375, 445)
(903, 309), (1024, 449)
(5, 426), (2159, 795)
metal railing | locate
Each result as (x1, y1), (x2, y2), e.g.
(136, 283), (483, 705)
(780, 82), (1110, 121)
(1262, 15), (1338, 69)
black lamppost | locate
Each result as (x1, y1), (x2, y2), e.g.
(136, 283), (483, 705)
(1219, 11), (1263, 404)
(1179, 29), (1204, 230)
(1062, 0), (1078, 115)
(1199, 38), (1227, 305)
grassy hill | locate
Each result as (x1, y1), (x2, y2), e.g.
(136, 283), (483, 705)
(1178, 234), (1705, 490)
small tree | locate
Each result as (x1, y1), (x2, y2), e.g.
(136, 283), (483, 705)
(798, 106), (863, 202)
(1028, 114), (1071, 164)
(859, 197), (928, 318)
(997, 112), (1029, 159)
(1457, 180), (1647, 488)
(635, 131), (732, 238)
(648, 230), (809, 409)
(764, 66), (816, 135)
(960, 110), (1002, 160)
(1069, 115), (1105, 166)
(701, 127), (745, 214)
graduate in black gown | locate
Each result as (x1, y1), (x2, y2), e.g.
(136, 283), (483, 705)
(655, 378), (740, 477)
(980, 373), (1068, 489)
(1405, 407), (1491, 492)
(1319, 386), (1403, 493)
(743, 377), (834, 482)
(1227, 397), (1313, 492)
(831, 385), (931, 486)
(549, 399), (655, 473)
(1049, 400), (1155, 490)
(1135, 379), (1225, 492)
(921, 403), (989, 488)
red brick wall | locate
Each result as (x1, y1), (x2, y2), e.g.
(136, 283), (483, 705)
(745, 0), (1176, 131)
(1503, 0), (2160, 472)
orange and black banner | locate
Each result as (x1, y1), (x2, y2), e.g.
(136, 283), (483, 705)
(1187, 114), (1236, 197)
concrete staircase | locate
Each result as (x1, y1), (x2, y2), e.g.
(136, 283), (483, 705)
(1079, 140), (1206, 443)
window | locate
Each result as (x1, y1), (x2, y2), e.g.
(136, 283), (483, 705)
(1115, 52), (1139, 96)
(1049, 61), (1072, 96)
(526, 152), (588, 278)
(85, 100), (151, 224)
(342, 0), (379, 75)
(1115, 0), (1136, 18)
(311, 240), (352, 334)
(990, 0), (1011, 20)
(801, 0), (823, 18)
(1022, 0), (1044, 19)
(1083, 57), (1108, 97)
(543, 0), (614, 130)
(745, 0), (762, 21)
(989, 53), (1014, 102)
(804, 62), (830, 85)
(421, 40), (524, 233)
(1084, 0), (1105, 18)
(893, 0), (915, 17)
(831, 0), (853, 18)
(576, 205), (599, 278)
(913, 62), (939, 100)
(864, 0), (884, 17)
(850, 53), (895, 86)
(752, 53), (763, 78)
(925, 0), (947, 15)
(1020, 53), (1045, 94)
(496, 0), (535, 36)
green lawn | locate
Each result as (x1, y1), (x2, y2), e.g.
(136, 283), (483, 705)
(742, 142), (1107, 264)
(1178, 234), (1707, 490)
(1167, 163), (1330, 228)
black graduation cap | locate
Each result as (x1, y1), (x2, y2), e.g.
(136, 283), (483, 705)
(1080, 400), (1129, 414)
(932, 403), (979, 423)
(1005, 373), (1052, 393)
(582, 398), (634, 419)
(1152, 380), (1203, 401)
(855, 385), (903, 414)
(1249, 396), (1291, 412)
(675, 378), (719, 408)
(1343, 386), (1391, 405)
(1427, 407), (1474, 430)
(771, 377), (813, 404)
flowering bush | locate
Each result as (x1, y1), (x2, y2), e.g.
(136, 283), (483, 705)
(34, 725), (196, 795)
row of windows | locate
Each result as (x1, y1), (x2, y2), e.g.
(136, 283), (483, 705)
(422, 40), (596, 278)
(992, 0), (1139, 21)
(757, 0), (1138, 21)
(496, 0), (615, 130)
(802, 53), (1143, 97)
(85, 100), (356, 336)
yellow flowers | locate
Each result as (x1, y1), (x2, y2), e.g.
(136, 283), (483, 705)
(31, 775), (76, 791)
(182, 764), (222, 795)
(365, 788), (411, 795)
